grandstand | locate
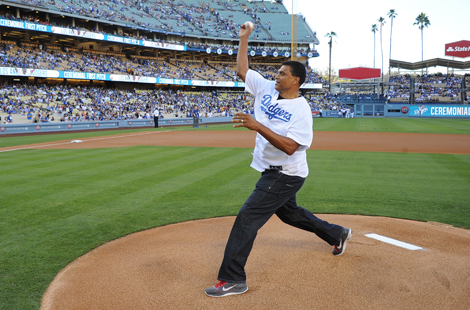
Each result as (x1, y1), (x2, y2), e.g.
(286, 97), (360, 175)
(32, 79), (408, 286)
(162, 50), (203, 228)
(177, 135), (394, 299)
(0, 1), (468, 125)
(1, 0), (318, 44)
(0, 0), (327, 124)
(388, 74), (469, 104)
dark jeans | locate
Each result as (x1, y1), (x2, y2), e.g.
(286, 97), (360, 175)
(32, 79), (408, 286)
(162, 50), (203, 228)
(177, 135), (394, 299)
(217, 169), (344, 283)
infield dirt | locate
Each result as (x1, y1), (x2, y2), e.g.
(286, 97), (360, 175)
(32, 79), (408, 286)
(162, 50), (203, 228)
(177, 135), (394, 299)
(3, 130), (470, 154)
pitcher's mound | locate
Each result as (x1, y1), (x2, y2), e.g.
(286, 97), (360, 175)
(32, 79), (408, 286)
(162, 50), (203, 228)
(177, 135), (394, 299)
(41, 215), (470, 310)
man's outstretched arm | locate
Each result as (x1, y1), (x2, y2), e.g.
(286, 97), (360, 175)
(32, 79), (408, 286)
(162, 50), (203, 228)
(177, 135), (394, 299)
(236, 22), (254, 82)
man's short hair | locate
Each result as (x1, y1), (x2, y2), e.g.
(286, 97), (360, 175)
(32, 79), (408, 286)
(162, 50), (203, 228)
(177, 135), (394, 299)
(282, 61), (306, 86)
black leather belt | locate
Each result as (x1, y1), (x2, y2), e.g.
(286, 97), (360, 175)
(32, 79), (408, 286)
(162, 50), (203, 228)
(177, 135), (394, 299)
(269, 165), (282, 171)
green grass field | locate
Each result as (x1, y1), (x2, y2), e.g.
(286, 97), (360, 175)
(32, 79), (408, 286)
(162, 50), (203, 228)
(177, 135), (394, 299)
(1, 118), (470, 309)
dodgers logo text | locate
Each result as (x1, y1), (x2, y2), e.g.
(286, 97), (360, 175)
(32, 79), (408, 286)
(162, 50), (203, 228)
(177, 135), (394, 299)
(260, 95), (292, 122)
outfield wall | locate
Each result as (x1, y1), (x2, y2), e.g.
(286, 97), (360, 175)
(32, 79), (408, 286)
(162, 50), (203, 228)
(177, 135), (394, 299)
(322, 104), (470, 118)
(2, 105), (470, 135)
(0, 117), (233, 135)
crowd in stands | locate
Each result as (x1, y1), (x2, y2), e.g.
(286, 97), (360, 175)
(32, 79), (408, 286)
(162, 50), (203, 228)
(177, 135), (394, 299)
(0, 42), (324, 84)
(389, 73), (469, 103)
(0, 80), (346, 124)
(2, 11), (317, 57)
(3, 72), (469, 125)
(306, 92), (341, 112)
(0, 83), (261, 124)
(2, 0), (469, 128)
(5, 0), (317, 44)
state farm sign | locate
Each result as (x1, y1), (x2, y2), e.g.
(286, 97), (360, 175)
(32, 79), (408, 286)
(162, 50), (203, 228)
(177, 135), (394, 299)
(445, 40), (470, 58)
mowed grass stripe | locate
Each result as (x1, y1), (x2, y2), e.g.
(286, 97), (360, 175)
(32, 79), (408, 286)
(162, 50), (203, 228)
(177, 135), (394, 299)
(419, 118), (470, 133)
(4, 147), (251, 244)
(301, 151), (470, 227)
(2, 145), (241, 197)
(0, 146), (147, 173)
(1, 147), (251, 258)
(0, 147), (157, 183)
(0, 146), (213, 192)
(0, 146), (195, 215)
(150, 158), (256, 220)
(312, 118), (470, 134)
(1, 147), (250, 228)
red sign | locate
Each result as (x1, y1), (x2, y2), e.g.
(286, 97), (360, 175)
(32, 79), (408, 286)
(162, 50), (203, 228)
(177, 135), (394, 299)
(338, 67), (381, 80)
(445, 40), (470, 58)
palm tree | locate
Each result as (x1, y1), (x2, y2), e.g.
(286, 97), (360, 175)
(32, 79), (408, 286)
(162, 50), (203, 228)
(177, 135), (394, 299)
(378, 17), (386, 93)
(413, 12), (431, 61)
(371, 24), (378, 68)
(325, 31), (337, 92)
(387, 9), (397, 77)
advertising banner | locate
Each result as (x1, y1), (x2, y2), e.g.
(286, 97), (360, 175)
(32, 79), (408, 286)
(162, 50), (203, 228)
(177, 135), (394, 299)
(445, 40), (470, 58)
(302, 83), (323, 89)
(409, 105), (470, 118)
(0, 67), (325, 90)
(0, 18), (186, 52)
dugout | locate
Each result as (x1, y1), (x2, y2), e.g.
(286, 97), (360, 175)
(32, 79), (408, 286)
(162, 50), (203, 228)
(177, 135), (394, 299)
(334, 93), (387, 117)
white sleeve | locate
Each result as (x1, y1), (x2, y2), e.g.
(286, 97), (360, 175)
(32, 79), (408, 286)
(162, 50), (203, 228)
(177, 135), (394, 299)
(286, 104), (313, 149)
(245, 69), (270, 96)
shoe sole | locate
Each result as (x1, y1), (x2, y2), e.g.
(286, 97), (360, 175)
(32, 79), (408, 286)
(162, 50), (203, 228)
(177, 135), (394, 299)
(334, 229), (352, 256)
(205, 286), (249, 297)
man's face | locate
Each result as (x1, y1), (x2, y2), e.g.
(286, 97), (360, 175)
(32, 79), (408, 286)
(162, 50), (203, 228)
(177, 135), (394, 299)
(275, 65), (299, 92)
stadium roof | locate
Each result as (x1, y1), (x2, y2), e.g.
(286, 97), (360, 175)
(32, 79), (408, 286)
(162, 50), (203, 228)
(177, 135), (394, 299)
(390, 58), (470, 70)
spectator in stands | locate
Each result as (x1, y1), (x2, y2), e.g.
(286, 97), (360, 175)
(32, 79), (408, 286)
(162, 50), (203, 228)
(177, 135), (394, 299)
(4, 112), (13, 123)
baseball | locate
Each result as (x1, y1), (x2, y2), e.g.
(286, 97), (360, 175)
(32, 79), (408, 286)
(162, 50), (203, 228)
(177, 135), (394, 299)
(245, 21), (254, 31)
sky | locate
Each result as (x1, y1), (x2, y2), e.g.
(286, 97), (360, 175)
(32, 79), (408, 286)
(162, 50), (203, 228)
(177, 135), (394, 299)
(281, 0), (469, 74)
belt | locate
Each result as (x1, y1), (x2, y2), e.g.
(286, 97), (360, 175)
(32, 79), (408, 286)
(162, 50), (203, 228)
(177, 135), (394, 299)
(269, 165), (282, 171)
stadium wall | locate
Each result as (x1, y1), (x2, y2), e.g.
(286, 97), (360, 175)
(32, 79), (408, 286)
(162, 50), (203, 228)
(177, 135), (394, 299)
(0, 117), (233, 135)
(384, 104), (470, 118)
(321, 104), (470, 118)
(2, 106), (469, 134)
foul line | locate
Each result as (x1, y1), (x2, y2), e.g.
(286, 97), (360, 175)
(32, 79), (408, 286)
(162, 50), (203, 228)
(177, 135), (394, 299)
(365, 233), (423, 250)
(0, 130), (177, 153)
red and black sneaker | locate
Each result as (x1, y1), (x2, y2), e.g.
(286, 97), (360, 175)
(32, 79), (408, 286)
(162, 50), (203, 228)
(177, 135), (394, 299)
(333, 228), (352, 256)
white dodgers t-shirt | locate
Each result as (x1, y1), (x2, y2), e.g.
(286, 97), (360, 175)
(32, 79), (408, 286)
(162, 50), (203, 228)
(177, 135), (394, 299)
(245, 69), (313, 178)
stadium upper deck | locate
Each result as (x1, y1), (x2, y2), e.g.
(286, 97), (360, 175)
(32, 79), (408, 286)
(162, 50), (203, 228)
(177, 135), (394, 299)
(0, 0), (321, 90)
(1, 0), (319, 45)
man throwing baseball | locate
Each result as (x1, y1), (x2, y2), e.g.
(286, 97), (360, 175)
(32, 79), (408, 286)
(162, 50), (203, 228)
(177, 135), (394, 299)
(205, 21), (352, 297)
